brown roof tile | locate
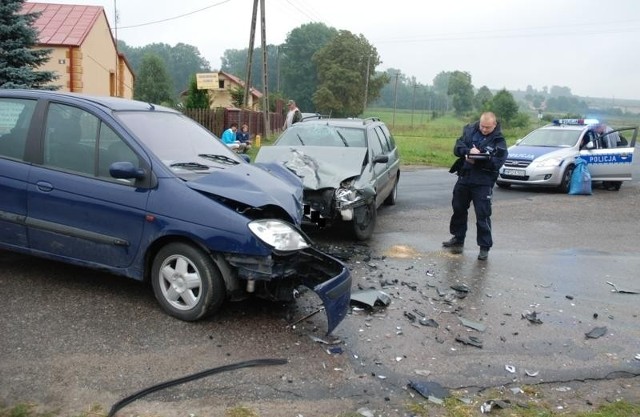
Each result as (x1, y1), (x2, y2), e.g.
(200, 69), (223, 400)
(21, 2), (104, 46)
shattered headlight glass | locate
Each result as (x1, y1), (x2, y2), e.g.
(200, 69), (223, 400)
(248, 219), (310, 251)
(335, 179), (361, 203)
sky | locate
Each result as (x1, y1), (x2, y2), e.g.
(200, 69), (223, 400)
(30, 0), (640, 101)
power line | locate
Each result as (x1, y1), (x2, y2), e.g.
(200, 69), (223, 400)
(117, 0), (233, 30)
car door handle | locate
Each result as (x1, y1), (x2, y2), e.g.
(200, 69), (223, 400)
(36, 181), (54, 192)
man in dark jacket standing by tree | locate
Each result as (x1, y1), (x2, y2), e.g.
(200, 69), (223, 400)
(442, 112), (508, 260)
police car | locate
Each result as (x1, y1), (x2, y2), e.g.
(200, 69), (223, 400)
(496, 119), (637, 192)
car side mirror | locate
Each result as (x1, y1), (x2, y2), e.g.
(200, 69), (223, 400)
(110, 161), (145, 180)
(373, 155), (389, 164)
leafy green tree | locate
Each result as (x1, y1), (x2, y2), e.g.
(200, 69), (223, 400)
(474, 86), (493, 111)
(184, 74), (209, 109)
(487, 89), (519, 124)
(280, 22), (338, 111)
(447, 71), (474, 115)
(133, 53), (174, 105)
(0, 0), (58, 89)
(312, 30), (387, 117)
(549, 85), (572, 98)
(432, 71), (451, 96)
(118, 41), (209, 97)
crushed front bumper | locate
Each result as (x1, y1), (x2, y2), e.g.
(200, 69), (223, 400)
(225, 247), (351, 334)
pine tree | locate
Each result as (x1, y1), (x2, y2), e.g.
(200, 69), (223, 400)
(0, 0), (59, 89)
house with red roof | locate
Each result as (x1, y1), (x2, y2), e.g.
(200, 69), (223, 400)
(21, 2), (134, 98)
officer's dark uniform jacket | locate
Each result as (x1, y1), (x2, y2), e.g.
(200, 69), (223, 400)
(450, 121), (508, 184)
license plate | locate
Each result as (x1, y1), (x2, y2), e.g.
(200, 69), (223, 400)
(504, 169), (525, 177)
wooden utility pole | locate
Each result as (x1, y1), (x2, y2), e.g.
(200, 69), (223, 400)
(260, 0), (270, 137)
(243, 0), (258, 108)
(363, 54), (370, 113)
(392, 71), (399, 128)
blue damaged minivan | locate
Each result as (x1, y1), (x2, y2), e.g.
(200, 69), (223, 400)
(0, 90), (350, 333)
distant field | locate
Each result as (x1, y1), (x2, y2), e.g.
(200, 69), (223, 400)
(362, 108), (531, 167)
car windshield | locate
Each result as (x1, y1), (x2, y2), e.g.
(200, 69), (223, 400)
(518, 128), (582, 148)
(116, 111), (243, 167)
(277, 124), (366, 148)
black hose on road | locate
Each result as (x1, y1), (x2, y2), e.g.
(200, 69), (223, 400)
(108, 358), (288, 417)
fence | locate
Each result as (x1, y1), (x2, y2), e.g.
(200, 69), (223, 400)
(182, 107), (285, 138)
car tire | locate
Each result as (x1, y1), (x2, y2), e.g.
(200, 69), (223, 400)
(151, 242), (226, 321)
(558, 165), (574, 193)
(496, 181), (511, 189)
(352, 201), (377, 241)
(383, 177), (399, 206)
(611, 181), (622, 191)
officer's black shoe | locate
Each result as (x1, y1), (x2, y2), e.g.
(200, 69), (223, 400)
(442, 237), (464, 248)
(478, 247), (489, 261)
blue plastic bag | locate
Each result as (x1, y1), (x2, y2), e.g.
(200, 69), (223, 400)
(568, 157), (592, 195)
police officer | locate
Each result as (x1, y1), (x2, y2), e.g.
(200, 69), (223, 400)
(442, 112), (508, 260)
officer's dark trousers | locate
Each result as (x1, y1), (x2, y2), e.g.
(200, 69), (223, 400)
(449, 180), (493, 248)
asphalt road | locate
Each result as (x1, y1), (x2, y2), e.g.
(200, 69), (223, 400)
(1, 167), (639, 416)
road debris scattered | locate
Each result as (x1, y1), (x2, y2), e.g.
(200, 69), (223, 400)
(350, 289), (391, 308)
(408, 380), (450, 402)
(521, 310), (543, 324)
(480, 399), (512, 414)
(585, 326), (608, 339)
(606, 281), (639, 294)
(455, 335), (483, 348)
(458, 317), (486, 332)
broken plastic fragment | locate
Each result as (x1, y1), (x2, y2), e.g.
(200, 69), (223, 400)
(404, 311), (417, 322)
(455, 335), (483, 348)
(419, 318), (439, 328)
(481, 399), (511, 414)
(357, 408), (374, 417)
(408, 380), (450, 401)
(525, 369), (539, 377)
(309, 335), (341, 345)
(350, 289), (391, 308)
(606, 281), (640, 294)
(585, 326), (607, 339)
(326, 346), (343, 355)
(505, 365), (516, 373)
(458, 317), (486, 332)
(427, 395), (444, 405)
(450, 284), (470, 293)
(521, 311), (543, 324)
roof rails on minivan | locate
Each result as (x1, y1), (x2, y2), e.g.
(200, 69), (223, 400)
(363, 117), (380, 125)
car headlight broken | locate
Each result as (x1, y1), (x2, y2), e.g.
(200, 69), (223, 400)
(248, 219), (310, 251)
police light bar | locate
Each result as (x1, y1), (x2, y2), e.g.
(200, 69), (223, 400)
(552, 118), (599, 126)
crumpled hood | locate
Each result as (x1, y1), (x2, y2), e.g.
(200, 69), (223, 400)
(186, 162), (304, 224)
(507, 145), (568, 161)
(255, 146), (367, 190)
